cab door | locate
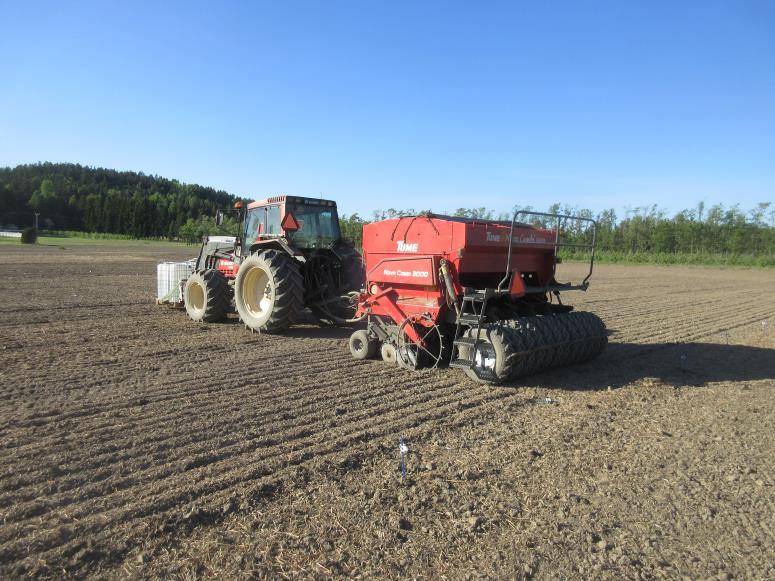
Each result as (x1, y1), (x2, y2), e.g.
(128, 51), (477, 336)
(244, 205), (283, 242)
(265, 205), (281, 236)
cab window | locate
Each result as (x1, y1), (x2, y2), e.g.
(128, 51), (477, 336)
(244, 205), (283, 241)
(266, 205), (281, 235)
(244, 209), (262, 242)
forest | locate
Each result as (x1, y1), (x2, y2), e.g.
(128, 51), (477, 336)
(1, 163), (773, 264)
(0, 162), (236, 238)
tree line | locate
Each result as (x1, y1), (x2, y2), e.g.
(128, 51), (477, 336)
(339, 202), (774, 259)
(0, 162), (236, 238)
(2, 163), (772, 259)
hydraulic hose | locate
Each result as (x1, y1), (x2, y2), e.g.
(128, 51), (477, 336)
(439, 259), (460, 316)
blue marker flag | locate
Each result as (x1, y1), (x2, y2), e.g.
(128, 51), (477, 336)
(399, 437), (409, 481)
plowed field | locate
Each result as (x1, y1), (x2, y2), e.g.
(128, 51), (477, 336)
(1, 242), (773, 579)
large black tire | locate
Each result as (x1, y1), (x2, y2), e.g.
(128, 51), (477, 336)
(309, 242), (364, 326)
(500, 312), (607, 379)
(234, 250), (303, 333)
(183, 269), (230, 323)
(459, 312), (607, 384)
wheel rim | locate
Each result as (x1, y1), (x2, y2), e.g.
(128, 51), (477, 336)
(472, 341), (497, 373)
(381, 343), (397, 364)
(397, 315), (444, 369)
(243, 267), (272, 318)
(188, 281), (205, 314)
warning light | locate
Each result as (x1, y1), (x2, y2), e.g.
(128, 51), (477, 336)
(234, 200), (243, 209)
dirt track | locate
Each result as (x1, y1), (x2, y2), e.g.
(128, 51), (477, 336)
(0, 242), (773, 579)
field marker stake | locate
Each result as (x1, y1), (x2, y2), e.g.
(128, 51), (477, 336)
(399, 437), (409, 482)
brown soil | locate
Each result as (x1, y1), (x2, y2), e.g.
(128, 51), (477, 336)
(0, 243), (773, 579)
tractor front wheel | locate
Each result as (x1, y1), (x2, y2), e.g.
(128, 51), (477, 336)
(183, 269), (230, 323)
(234, 250), (303, 333)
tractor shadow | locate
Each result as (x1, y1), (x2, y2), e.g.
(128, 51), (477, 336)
(223, 309), (362, 340)
(509, 341), (775, 391)
(283, 325), (356, 340)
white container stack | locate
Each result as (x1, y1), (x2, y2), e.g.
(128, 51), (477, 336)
(156, 260), (196, 304)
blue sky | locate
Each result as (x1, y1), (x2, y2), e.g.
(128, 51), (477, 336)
(1, 0), (773, 218)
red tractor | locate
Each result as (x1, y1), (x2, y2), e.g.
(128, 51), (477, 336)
(348, 210), (607, 384)
(182, 195), (363, 332)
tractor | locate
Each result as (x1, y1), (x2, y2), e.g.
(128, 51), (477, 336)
(180, 195), (364, 332)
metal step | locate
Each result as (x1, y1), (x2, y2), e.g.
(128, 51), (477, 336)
(463, 289), (490, 302)
(463, 298), (487, 304)
(456, 314), (481, 326)
(453, 336), (478, 346)
(449, 358), (474, 369)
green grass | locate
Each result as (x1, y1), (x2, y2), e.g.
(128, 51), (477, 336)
(44, 230), (141, 240)
(0, 235), (189, 249)
(563, 250), (775, 268)
(3, 231), (772, 267)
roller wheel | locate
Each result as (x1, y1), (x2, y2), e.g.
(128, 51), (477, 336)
(234, 250), (303, 333)
(459, 311), (607, 384)
(183, 269), (230, 323)
(349, 330), (378, 360)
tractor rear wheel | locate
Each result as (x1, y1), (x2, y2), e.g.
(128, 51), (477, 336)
(234, 250), (303, 333)
(183, 269), (230, 323)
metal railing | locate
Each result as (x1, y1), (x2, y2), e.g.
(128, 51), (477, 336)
(496, 209), (598, 295)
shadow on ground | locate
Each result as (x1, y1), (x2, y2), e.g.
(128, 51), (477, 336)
(282, 325), (357, 340)
(221, 310), (361, 340)
(512, 341), (775, 391)
(219, 311), (773, 390)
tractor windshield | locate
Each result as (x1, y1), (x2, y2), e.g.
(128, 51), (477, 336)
(285, 203), (341, 247)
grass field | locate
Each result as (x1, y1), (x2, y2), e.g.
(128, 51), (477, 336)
(567, 249), (775, 268)
(3, 233), (772, 268)
(0, 235), (189, 249)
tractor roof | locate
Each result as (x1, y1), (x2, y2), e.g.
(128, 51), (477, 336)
(247, 195), (338, 209)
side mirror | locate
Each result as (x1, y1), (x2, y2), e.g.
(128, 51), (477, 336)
(215, 210), (224, 226)
(281, 210), (300, 233)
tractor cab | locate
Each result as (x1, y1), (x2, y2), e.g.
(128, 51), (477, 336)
(241, 196), (342, 250)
